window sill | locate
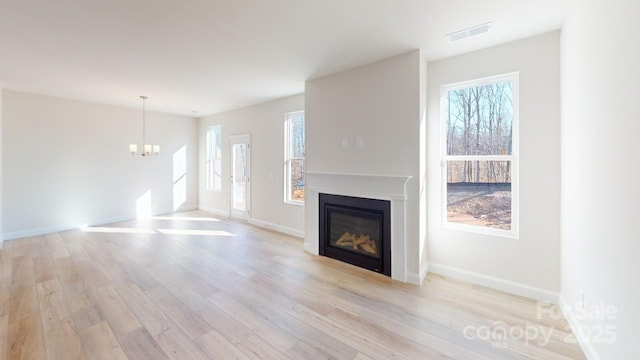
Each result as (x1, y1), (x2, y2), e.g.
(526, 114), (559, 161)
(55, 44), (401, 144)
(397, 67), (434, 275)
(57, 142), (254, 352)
(444, 222), (519, 239)
(285, 200), (305, 207)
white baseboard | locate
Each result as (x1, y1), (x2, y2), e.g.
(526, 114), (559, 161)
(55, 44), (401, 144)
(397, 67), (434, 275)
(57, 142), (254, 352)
(429, 263), (560, 304)
(406, 261), (429, 286)
(198, 205), (229, 218)
(171, 204), (199, 213)
(249, 218), (304, 239)
(198, 206), (304, 239)
(405, 271), (420, 285)
(2, 215), (133, 242)
(420, 261), (429, 284)
(1, 204), (200, 243)
(559, 295), (600, 360)
(303, 242), (313, 253)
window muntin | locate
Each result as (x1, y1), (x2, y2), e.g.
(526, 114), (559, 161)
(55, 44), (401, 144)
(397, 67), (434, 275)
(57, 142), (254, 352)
(442, 73), (518, 237)
(206, 125), (222, 191)
(284, 111), (305, 204)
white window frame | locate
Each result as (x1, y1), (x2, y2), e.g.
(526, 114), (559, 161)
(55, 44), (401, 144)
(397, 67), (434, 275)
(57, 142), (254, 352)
(206, 125), (222, 192)
(441, 72), (519, 239)
(284, 110), (305, 206)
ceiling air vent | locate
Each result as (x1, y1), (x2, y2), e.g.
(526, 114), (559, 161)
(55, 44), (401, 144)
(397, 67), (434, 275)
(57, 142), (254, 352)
(448, 22), (492, 42)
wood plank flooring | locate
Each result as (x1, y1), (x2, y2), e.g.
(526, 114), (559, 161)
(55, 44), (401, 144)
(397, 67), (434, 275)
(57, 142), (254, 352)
(0, 211), (586, 359)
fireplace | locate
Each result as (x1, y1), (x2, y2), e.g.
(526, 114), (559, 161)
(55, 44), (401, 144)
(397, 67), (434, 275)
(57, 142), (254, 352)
(319, 193), (391, 276)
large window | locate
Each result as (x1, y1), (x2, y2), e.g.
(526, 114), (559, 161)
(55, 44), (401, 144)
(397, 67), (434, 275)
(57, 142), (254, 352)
(206, 125), (222, 191)
(284, 111), (305, 204)
(442, 73), (518, 237)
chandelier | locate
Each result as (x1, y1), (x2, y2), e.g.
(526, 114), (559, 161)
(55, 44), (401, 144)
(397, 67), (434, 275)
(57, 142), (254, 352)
(129, 96), (160, 156)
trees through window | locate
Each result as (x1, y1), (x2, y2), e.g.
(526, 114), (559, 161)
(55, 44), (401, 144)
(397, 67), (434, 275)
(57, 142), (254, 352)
(285, 111), (305, 204)
(442, 73), (518, 236)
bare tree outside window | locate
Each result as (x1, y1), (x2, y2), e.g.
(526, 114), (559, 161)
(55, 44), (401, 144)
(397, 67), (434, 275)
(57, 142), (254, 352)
(285, 111), (305, 203)
(443, 75), (518, 234)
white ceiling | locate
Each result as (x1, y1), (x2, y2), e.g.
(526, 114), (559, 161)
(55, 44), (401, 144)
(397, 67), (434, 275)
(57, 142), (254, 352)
(0, 0), (568, 116)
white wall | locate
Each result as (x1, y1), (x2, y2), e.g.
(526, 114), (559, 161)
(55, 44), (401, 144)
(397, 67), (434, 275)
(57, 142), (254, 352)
(0, 89), (3, 246)
(198, 94), (305, 237)
(426, 32), (561, 297)
(419, 54), (428, 279)
(305, 50), (426, 280)
(2, 90), (198, 239)
(561, 0), (639, 358)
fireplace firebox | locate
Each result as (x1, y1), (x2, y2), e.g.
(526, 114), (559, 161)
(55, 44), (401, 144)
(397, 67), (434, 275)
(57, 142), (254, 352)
(319, 193), (391, 276)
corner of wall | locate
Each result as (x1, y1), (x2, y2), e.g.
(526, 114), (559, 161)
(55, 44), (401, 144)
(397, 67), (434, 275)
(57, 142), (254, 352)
(559, 295), (600, 360)
(418, 50), (429, 287)
(406, 261), (429, 286)
(198, 205), (229, 218)
(1, 91), (199, 237)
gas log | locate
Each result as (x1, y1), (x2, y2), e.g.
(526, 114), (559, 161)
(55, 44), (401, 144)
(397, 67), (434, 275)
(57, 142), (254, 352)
(335, 232), (378, 255)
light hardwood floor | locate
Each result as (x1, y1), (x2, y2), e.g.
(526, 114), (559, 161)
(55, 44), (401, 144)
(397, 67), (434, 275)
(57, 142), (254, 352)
(0, 210), (585, 359)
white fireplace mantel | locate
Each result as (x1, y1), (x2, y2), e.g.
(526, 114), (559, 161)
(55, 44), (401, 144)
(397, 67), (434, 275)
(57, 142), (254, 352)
(304, 172), (412, 282)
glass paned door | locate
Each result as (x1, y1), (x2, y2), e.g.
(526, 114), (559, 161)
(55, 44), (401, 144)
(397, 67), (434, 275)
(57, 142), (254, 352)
(229, 134), (250, 220)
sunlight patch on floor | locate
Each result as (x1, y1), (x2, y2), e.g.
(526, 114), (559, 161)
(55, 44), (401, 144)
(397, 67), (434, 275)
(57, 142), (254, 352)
(81, 227), (156, 234)
(151, 216), (220, 222)
(156, 229), (234, 236)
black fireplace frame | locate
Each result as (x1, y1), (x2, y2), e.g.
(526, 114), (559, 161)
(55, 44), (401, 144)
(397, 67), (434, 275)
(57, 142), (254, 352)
(319, 193), (391, 276)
